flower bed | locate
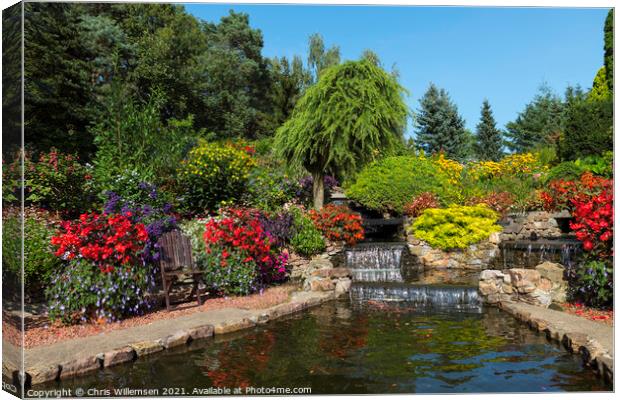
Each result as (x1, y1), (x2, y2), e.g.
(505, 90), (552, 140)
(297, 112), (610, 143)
(309, 204), (364, 246)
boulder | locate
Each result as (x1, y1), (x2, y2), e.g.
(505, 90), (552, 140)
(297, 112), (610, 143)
(335, 278), (352, 296)
(309, 278), (335, 292)
(536, 262), (564, 282)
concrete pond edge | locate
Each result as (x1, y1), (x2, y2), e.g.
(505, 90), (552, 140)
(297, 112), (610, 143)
(11, 291), (337, 386)
(498, 301), (614, 384)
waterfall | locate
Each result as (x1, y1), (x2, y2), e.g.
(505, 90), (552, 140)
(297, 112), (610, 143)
(492, 238), (582, 269)
(346, 242), (481, 310)
(350, 283), (482, 309)
(345, 243), (405, 283)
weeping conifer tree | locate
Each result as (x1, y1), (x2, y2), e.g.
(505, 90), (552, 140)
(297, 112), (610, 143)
(275, 60), (408, 209)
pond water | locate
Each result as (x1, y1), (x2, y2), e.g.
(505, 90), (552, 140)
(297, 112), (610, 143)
(34, 299), (611, 395)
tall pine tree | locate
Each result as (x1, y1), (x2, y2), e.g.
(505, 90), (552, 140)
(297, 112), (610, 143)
(415, 83), (467, 161)
(504, 85), (564, 153)
(474, 100), (503, 161)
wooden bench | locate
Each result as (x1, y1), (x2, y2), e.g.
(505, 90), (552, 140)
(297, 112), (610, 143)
(157, 230), (206, 310)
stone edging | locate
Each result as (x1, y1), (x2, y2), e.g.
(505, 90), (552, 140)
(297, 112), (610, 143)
(499, 301), (613, 383)
(17, 291), (337, 386)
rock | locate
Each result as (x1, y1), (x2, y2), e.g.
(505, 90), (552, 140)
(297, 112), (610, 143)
(59, 356), (100, 379)
(335, 279), (352, 296)
(162, 330), (190, 348)
(489, 231), (501, 245)
(130, 340), (165, 356)
(478, 280), (498, 296)
(26, 365), (60, 385)
(103, 347), (136, 367)
(525, 289), (552, 307)
(502, 283), (513, 294)
(509, 269), (540, 289)
(305, 258), (333, 276)
(480, 270), (504, 280)
(214, 318), (255, 334)
(187, 325), (214, 341)
(537, 277), (553, 291)
(311, 268), (331, 278)
(536, 262), (565, 283)
(328, 267), (352, 278)
(309, 278), (335, 291)
(486, 293), (501, 304)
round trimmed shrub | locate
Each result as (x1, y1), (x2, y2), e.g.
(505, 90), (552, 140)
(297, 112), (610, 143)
(346, 155), (453, 213)
(411, 205), (501, 250)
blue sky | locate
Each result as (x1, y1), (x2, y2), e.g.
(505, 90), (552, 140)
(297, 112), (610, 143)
(185, 4), (609, 138)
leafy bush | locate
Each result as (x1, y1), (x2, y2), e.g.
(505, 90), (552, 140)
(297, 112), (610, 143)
(465, 191), (515, 217)
(177, 141), (256, 214)
(346, 156), (453, 213)
(103, 181), (178, 264)
(411, 205), (501, 250)
(570, 189), (613, 256)
(258, 211), (294, 249)
(565, 260), (613, 308)
(200, 243), (259, 296)
(544, 162), (586, 183)
(201, 208), (288, 292)
(403, 192), (440, 217)
(309, 204), (364, 246)
(243, 166), (299, 212)
(289, 207), (325, 256)
(574, 151), (613, 178)
(46, 258), (154, 324)
(2, 214), (61, 294)
(3, 149), (96, 216)
(92, 86), (199, 190)
(540, 172), (612, 212)
(460, 171), (540, 213)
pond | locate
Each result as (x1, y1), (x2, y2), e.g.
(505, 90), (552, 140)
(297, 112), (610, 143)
(34, 299), (611, 395)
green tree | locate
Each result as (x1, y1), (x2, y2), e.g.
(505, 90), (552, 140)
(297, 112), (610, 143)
(269, 55), (312, 126)
(24, 2), (95, 157)
(199, 11), (273, 138)
(415, 83), (468, 161)
(474, 100), (503, 161)
(504, 84), (564, 153)
(275, 60), (408, 209)
(557, 86), (613, 161)
(589, 66), (611, 101)
(604, 9), (613, 92)
(307, 33), (340, 81)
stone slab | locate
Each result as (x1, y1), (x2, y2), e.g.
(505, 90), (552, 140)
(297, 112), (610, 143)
(499, 301), (613, 382)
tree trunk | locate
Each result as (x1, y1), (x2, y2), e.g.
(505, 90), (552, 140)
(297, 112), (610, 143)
(312, 172), (324, 210)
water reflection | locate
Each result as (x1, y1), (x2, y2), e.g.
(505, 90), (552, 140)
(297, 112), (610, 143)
(35, 300), (611, 394)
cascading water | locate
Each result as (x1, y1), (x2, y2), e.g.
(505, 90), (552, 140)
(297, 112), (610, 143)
(345, 243), (405, 282)
(346, 242), (481, 310)
(492, 238), (582, 269)
(349, 283), (481, 309)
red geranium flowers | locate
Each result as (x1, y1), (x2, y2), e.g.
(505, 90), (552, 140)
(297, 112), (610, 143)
(203, 208), (287, 284)
(51, 212), (148, 273)
(309, 204), (365, 246)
